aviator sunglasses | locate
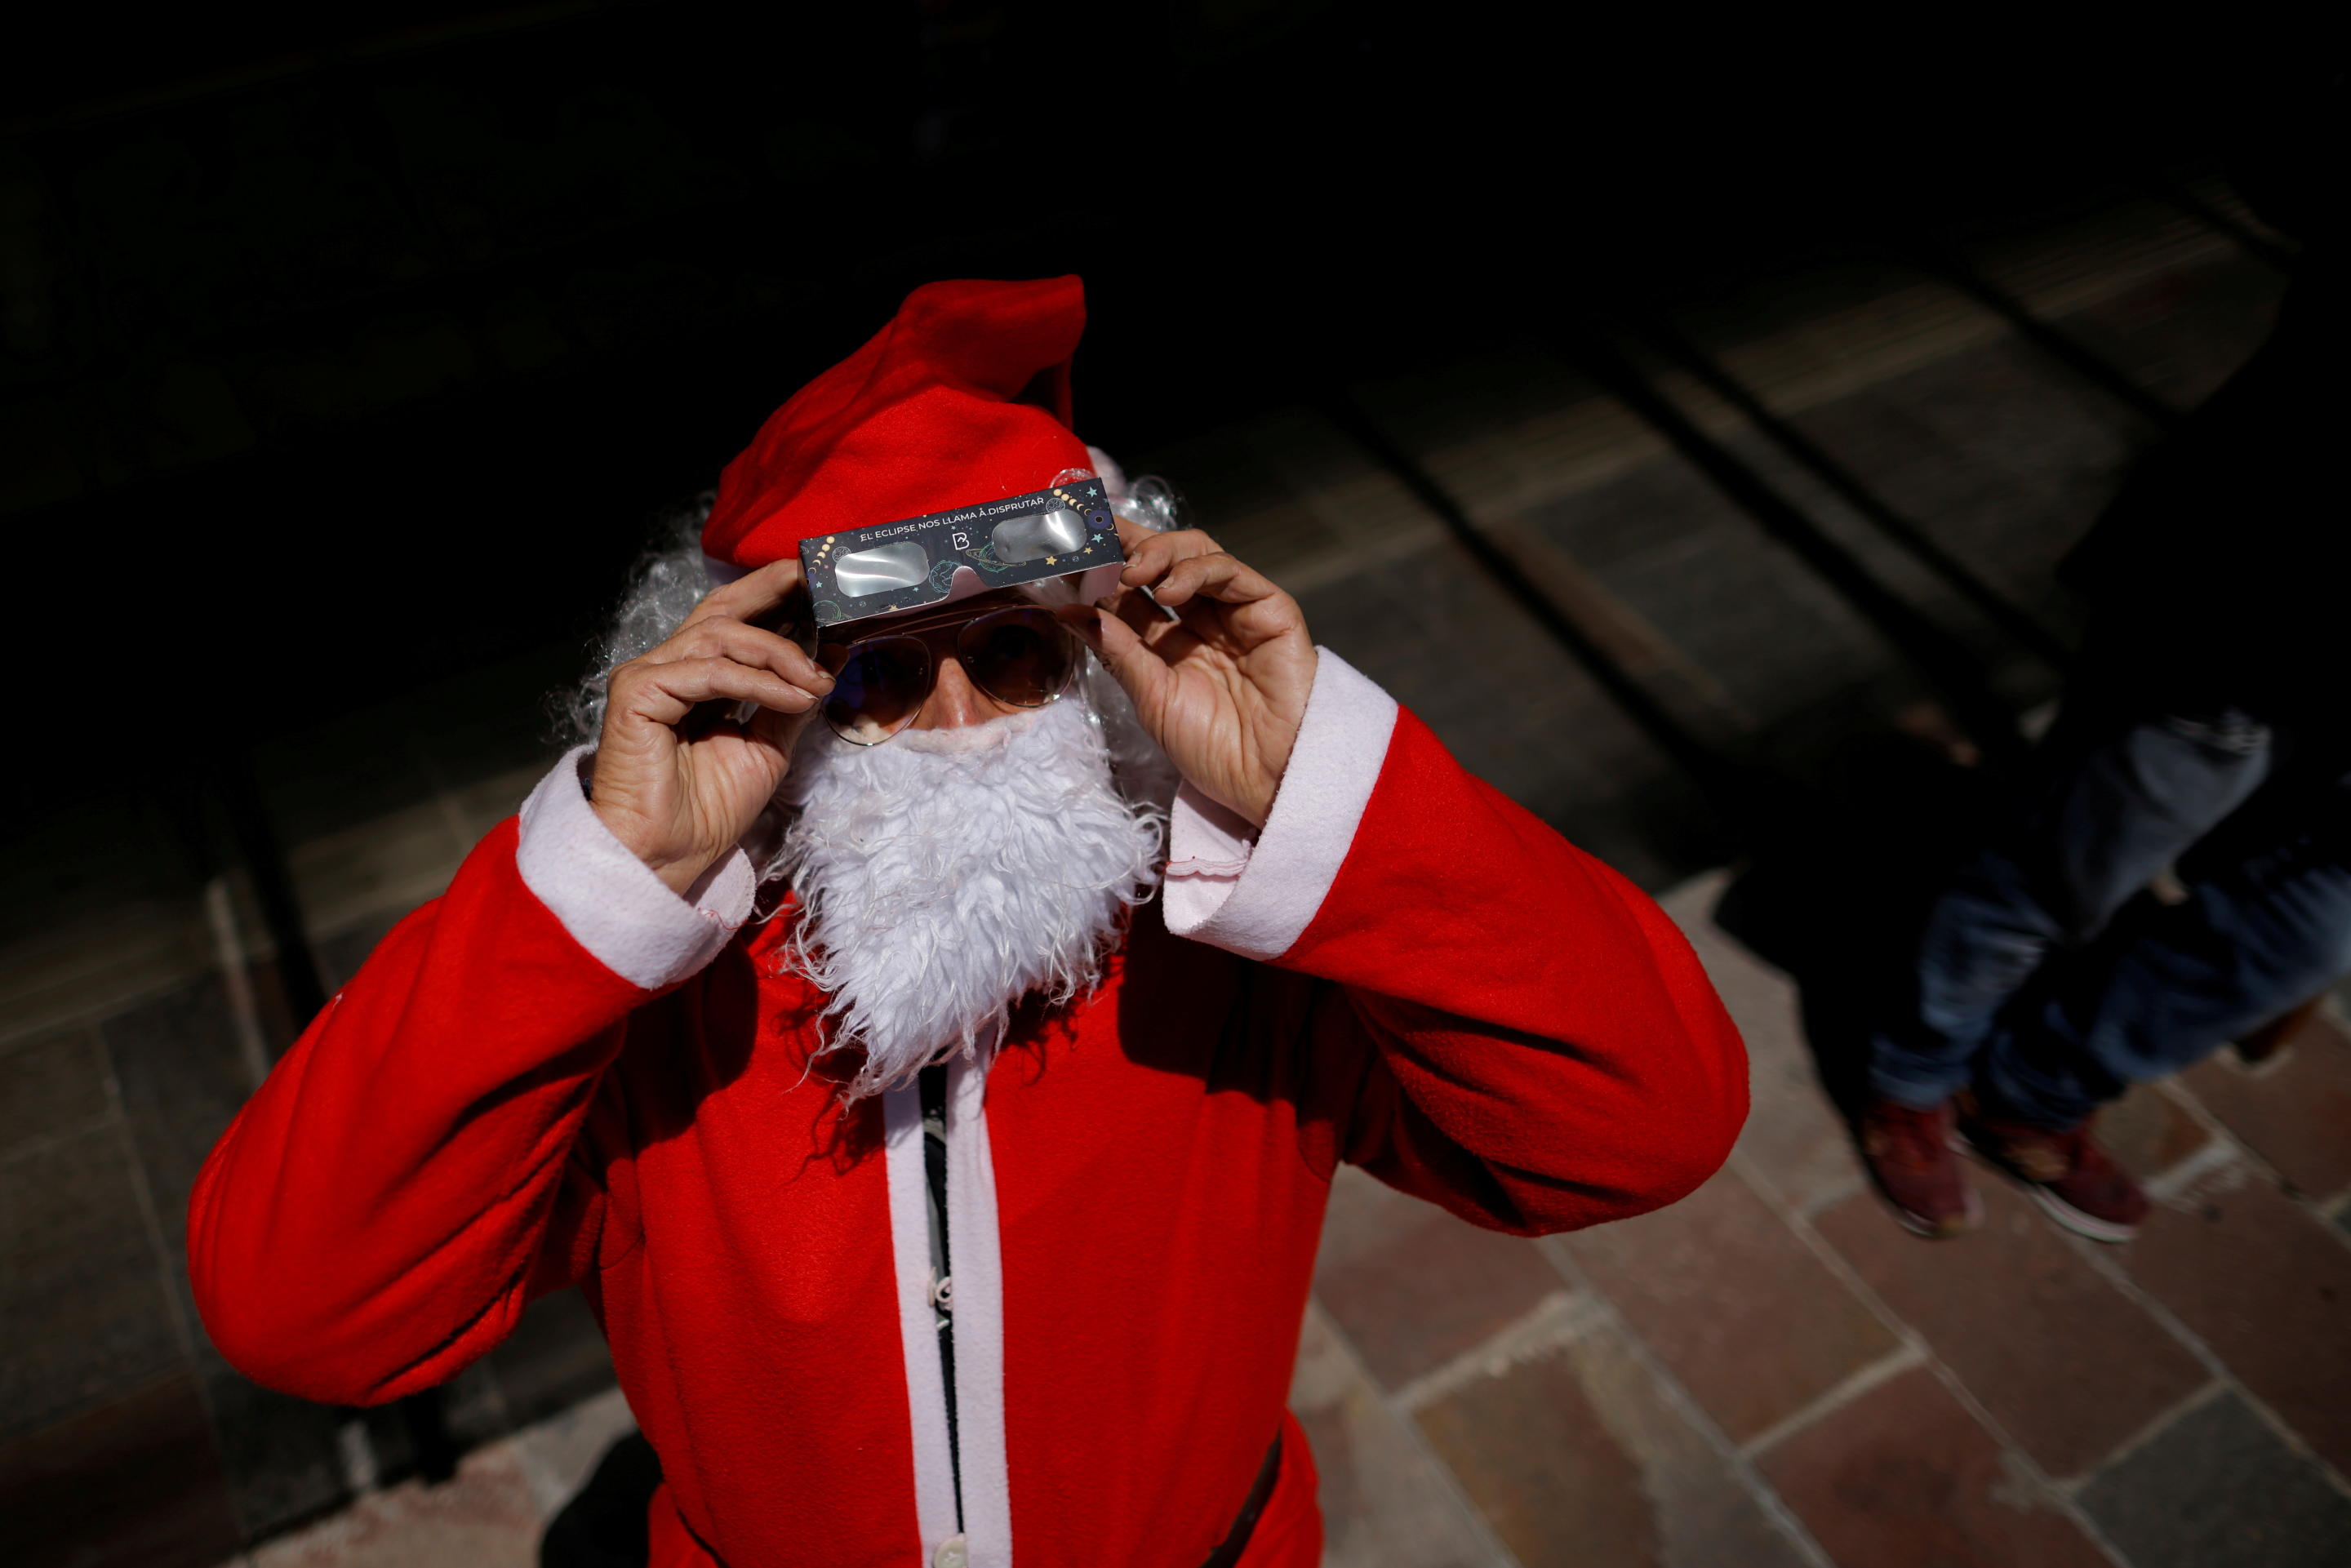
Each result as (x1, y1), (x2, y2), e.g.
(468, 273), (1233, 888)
(815, 598), (1080, 745)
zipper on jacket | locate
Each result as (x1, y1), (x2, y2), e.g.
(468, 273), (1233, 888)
(919, 1061), (964, 1530)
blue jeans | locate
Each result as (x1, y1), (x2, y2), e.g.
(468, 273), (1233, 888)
(1869, 677), (2351, 1127)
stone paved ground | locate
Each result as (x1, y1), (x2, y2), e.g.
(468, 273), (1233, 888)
(10, 183), (2349, 1566)
(1295, 873), (2351, 1568)
(216, 1389), (638, 1568)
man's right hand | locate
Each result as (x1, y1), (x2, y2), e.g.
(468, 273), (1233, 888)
(589, 557), (833, 896)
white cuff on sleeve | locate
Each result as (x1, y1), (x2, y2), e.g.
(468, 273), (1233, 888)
(1162, 649), (1399, 962)
(514, 746), (758, 990)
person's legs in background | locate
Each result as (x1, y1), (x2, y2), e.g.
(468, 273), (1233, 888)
(1858, 673), (2273, 1237)
(1965, 760), (2351, 1238)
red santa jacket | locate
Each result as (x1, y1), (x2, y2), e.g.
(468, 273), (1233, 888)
(188, 651), (1747, 1568)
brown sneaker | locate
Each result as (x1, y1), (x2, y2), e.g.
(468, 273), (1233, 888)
(1959, 1112), (2149, 1242)
(1859, 1099), (1980, 1237)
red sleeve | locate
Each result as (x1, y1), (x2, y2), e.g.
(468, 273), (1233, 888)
(1291, 710), (1749, 1233)
(185, 820), (643, 1406)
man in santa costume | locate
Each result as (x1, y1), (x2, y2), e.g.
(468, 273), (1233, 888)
(190, 277), (1748, 1568)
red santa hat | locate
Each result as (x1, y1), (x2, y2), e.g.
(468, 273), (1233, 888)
(701, 276), (1094, 574)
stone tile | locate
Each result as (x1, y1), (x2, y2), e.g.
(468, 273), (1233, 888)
(251, 708), (446, 853)
(359, 1400), (429, 1489)
(100, 974), (352, 1535)
(2125, 1167), (2351, 1476)
(1566, 480), (1894, 731)
(1299, 546), (1660, 817)
(447, 763), (549, 843)
(100, 973), (254, 1260)
(197, 1355), (352, 1539)
(1659, 872), (1859, 1212)
(0, 894), (218, 1055)
(1559, 1317), (1811, 1568)
(0, 1371), (243, 1568)
(0, 1122), (184, 1437)
(487, 1287), (617, 1431)
(2181, 1011), (2351, 1199)
(441, 1357), (517, 1453)
(0, 1024), (112, 1154)
(316, 907), (416, 995)
(1415, 1339), (1658, 1568)
(1757, 1365), (2109, 1568)
(1565, 1166), (1900, 1443)
(247, 1440), (543, 1568)
(287, 799), (470, 948)
(2096, 1083), (2211, 1184)
(1128, 424), (1331, 577)
(241, 952), (310, 1060)
(511, 1385), (638, 1517)
(1249, 409), (1741, 891)
(1799, 332), (2139, 597)
(1813, 1177), (2206, 1477)
(1287, 1305), (1491, 1568)
(1314, 1164), (1567, 1392)
(2078, 1392), (2351, 1568)
(1418, 1302), (1809, 1568)
(2051, 248), (2287, 411)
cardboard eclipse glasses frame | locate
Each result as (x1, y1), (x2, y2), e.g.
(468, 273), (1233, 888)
(799, 474), (1125, 630)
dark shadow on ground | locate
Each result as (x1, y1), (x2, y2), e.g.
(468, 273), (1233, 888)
(540, 1433), (661, 1568)
(1713, 730), (2009, 1122)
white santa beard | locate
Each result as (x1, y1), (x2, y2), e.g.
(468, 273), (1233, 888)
(772, 693), (1164, 1099)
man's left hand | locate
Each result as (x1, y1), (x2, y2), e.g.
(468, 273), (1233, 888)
(1059, 519), (1315, 827)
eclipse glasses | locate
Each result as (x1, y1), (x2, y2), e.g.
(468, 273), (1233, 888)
(798, 475), (1127, 745)
(800, 477), (1123, 630)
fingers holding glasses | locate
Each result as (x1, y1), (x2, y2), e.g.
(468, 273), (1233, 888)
(644, 615), (834, 700)
(606, 654), (825, 731)
(1064, 522), (1316, 826)
(1105, 526), (1302, 647)
(1133, 549), (1290, 617)
(593, 651), (817, 895)
(1113, 520), (1220, 592)
(1091, 522), (1204, 642)
(587, 559), (830, 894)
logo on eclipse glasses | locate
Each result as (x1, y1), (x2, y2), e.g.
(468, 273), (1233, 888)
(800, 478), (1123, 628)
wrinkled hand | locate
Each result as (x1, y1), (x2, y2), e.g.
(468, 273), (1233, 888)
(589, 558), (833, 895)
(1059, 520), (1315, 827)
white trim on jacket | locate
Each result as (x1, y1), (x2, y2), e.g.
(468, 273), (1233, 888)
(1162, 648), (1398, 962)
